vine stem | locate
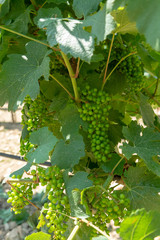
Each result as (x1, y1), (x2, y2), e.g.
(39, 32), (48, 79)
(103, 33), (115, 85)
(7, 179), (35, 184)
(67, 225), (80, 240)
(49, 74), (74, 99)
(101, 51), (137, 90)
(7, 180), (40, 210)
(153, 78), (159, 97)
(60, 51), (79, 102)
(0, 25), (60, 52)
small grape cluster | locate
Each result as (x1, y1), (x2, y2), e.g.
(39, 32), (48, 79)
(21, 95), (53, 131)
(79, 86), (111, 164)
(20, 94), (55, 158)
(7, 175), (33, 214)
(84, 188), (130, 235)
(111, 42), (144, 92)
(34, 166), (70, 240)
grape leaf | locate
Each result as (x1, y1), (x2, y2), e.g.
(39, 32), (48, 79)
(38, 18), (94, 62)
(101, 154), (125, 176)
(10, 162), (32, 177)
(34, 7), (62, 25)
(51, 135), (85, 169)
(25, 232), (51, 240)
(72, 0), (102, 19)
(112, 8), (137, 34)
(139, 93), (155, 128)
(137, 44), (160, 77)
(0, 41), (51, 110)
(83, 2), (116, 42)
(0, 0), (10, 18)
(120, 209), (160, 240)
(123, 167), (160, 212)
(26, 127), (57, 164)
(58, 104), (84, 138)
(126, 0), (160, 51)
(122, 121), (160, 176)
(64, 171), (92, 217)
(9, 5), (32, 34)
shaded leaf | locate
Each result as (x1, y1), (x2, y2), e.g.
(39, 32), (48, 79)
(84, 3), (116, 42)
(73, 0), (102, 19)
(27, 127), (57, 164)
(139, 93), (155, 127)
(10, 162), (32, 177)
(59, 104), (84, 138)
(124, 167), (160, 212)
(51, 135), (85, 169)
(64, 171), (92, 217)
(127, 0), (160, 51)
(122, 121), (160, 176)
(101, 154), (125, 176)
(0, 42), (51, 110)
(120, 209), (160, 240)
(34, 7), (62, 24)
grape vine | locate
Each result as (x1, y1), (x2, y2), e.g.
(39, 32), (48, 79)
(1, 1), (160, 240)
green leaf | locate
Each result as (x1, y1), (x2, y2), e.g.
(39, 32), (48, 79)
(137, 44), (160, 77)
(38, 18), (94, 62)
(112, 8), (137, 34)
(126, 0), (160, 51)
(139, 93), (155, 127)
(101, 154), (125, 176)
(0, 41), (51, 110)
(9, 5), (32, 34)
(34, 7), (62, 25)
(64, 171), (92, 217)
(49, 92), (68, 113)
(51, 104), (85, 169)
(0, 0), (10, 18)
(72, 0), (102, 19)
(25, 232), (51, 240)
(124, 167), (160, 212)
(59, 104), (84, 138)
(120, 209), (160, 240)
(51, 135), (85, 169)
(26, 127), (57, 164)
(122, 121), (160, 176)
(10, 162), (32, 177)
(84, 2), (116, 42)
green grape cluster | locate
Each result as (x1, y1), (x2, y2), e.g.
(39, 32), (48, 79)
(20, 94), (55, 157)
(84, 187), (130, 236)
(21, 94), (53, 131)
(7, 175), (33, 214)
(35, 166), (70, 240)
(111, 42), (144, 92)
(79, 86), (112, 164)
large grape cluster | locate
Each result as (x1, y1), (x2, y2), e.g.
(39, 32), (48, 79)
(35, 166), (70, 240)
(84, 187), (130, 236)
(111, 42), (144, 92)
(79, 86), (112, 164)
(7, 175), (33, 214)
